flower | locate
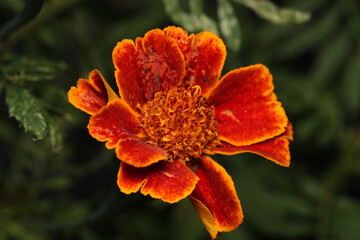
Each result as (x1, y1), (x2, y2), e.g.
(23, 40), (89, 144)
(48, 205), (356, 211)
(68, 26), (293, 239)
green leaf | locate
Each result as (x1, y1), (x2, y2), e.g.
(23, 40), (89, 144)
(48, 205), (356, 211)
(233, 0), (311, 24)
(331, 197), (360, 240)
(189, 0), (219, 34)
(342, 45), (360, 114)
(5, 85), (47, 139)
(46, 115), (63, 153)
(237, 178), (314, 237)
(276, 5), (339, 59)
(1, 55), (67, 84)
(311, 32), (350, 88)
(162, 0), (219, 34)
(162, 0), (195, 32)
(218, 0), (241, 51)
(0, 79), (4, 92)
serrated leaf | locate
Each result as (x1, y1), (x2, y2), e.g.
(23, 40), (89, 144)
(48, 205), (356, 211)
(234, 0), (310, 24)
(1, 55), (67, 84)
(5, 85), (47, 139)
(218, 0), (241, 51)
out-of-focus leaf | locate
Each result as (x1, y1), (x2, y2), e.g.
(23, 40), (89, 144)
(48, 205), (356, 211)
(342, 45), (360, 114)
(0, 0), (23, 11)
(162, 0), (195, 32)
(172, 199), (205, 240)
(296, 94), (341, 145)
(162, 0), (219, 34)
(288, 0), (327, 12)
(0, 80), (4, 92)
(277, 5), (339, 59)
(221, 227), (255, 240)
(46, 115), (63, 153)
(330, 197), (360, 240)
(311, 32), (350, 88)
(233, 0), (310, 24)
(0, 209), (45, 240)
(189, 0), (219, 34)
(316, 94), (342, 145)
(1, 55), (67, 84)
(238, 177), (314, 237)
(218, 0), (241, 51)
(5, 85), (47, 139)
(40, 86), (72, 118)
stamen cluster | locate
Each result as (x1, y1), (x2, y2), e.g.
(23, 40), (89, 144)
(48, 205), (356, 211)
(140, 86), (219, 161)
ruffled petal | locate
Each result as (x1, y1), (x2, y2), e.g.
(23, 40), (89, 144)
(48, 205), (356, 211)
(117, 160), (199, 203)
(207, 64), (288, 146)
(113, 29), (186, 112)
(215, 122), (293, 167)
(87, 99), (141, 149)
(189, 156), (243, 239)
(115, 132), (167, 168)
(68, 70), (118, 115)
(164, 26), (226, 96)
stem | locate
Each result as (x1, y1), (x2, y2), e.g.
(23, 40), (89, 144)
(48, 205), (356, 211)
(0, 0), (45, 41)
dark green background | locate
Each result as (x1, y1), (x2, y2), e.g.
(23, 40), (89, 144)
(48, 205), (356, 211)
(0, 0), (359, 239)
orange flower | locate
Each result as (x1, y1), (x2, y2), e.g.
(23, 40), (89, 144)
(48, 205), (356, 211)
(68, 26), (292, 239)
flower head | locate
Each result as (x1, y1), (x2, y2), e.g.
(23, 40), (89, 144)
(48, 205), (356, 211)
(68, 26), (292, 239)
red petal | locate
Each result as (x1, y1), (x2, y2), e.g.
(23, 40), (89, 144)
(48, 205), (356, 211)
(115, 132), (167, 167)
(215, 123), (293, 167)
(207, 64), (288, 146)
(68, 70), (118, 115)
(113, 29), (185, 112)
(117, 160), (199, 203)
(189, 156), (243, 239)
(88, 99), (141, 149)
(164, 26), (226, 96)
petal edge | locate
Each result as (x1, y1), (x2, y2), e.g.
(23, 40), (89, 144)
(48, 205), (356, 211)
(215, 122), (293, 167)
(189, 156), (243, 238)
(118, 160), (199, 203)
(87, 99), (141, 149)
(68, 70), (118, 115)
(208, 64), (288, 146)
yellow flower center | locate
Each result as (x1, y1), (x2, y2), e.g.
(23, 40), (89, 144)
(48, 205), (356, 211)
(140, 86), (219, 161)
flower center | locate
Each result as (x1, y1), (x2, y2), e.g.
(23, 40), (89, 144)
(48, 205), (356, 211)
(140, 86), (219, 161)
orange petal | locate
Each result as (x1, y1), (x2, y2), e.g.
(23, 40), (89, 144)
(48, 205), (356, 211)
(115, 132), (167, 167)
(117, 160), (199, 203)
(88, 99), (141, 149)
(215, 122), (293, 167)
(113, 28), (186, 112)
(207, 64), (288, 146)
(68, 70), (118, 115)
(163, 26), (193, 56)
(189, 156), (243, 239)
(164, 26), (227, 96)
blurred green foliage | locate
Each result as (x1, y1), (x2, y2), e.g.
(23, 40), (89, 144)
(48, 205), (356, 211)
(0, 0), (359, 239)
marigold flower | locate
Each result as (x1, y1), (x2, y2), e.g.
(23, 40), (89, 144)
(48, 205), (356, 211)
(68, 26), (293, 239)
